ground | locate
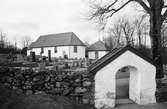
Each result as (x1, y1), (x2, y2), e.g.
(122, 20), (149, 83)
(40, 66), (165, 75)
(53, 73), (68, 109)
(77, 103), (167, 109)
(113, 68), (167, 109)
(114, 103), (167, 109)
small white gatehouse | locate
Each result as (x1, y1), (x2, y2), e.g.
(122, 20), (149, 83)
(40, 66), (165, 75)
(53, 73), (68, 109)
(89, 46), (156, 109)
(87, 41), (110, 59)
(27, 32), (86, 59)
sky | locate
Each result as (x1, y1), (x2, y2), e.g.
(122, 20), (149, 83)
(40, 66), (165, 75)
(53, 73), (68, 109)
(0, 0), (139, 48)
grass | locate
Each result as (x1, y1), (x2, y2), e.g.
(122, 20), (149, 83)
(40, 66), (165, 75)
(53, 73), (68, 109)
(0, 84), (95, 109)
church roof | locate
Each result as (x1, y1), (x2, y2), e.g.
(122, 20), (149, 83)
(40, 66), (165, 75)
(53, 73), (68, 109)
(87, 41), (109, 51)
(29, 32), (85, 48)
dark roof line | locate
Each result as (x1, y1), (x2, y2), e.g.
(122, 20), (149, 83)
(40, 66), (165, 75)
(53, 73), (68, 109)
(88, 45), (156, 74)
(29, 45), (85, 48)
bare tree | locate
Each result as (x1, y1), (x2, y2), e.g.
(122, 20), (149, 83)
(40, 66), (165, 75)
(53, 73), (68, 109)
(134, 15), (149, 47)
(21, 36), (32, 48)
(121, 18), (135, 46)
(106, 15), (149, 49)
(105, 17), (136, 48)
(102, 35), (114, 49)
(0, 31), (7, 48)
(88, 0), (167, 78)
(108, 18), (123, 48)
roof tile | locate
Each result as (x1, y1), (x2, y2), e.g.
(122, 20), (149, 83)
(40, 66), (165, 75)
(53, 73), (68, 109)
(87, 41), (109, 51)
(29, 32), (85, 48)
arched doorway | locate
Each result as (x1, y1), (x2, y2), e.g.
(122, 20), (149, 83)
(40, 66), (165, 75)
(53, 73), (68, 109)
(115, 66), (139, 105)
(116, 67), (130, 99)
(92, 46), (156, 109)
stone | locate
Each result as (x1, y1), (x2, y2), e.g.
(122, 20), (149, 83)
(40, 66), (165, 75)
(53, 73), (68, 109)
(0, 67), (94, 104)
(35, 91), (46, 95)
(75, 78), (81, 82)
(56, 82), (61, 87)
(62, 89), (71, 96)
(38, 62), (46, 70)
(26, 90), (33, 95)
(83, 81), (91, 87)
(15, 88), (23, 94)
(75, 87), (87, 93)
(82, 98), (89, 104)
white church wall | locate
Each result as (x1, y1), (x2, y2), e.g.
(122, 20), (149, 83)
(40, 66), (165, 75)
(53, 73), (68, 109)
(69, 46), (86, 59)
(27, 46), (86, 59)
(88, 51), (108, 59)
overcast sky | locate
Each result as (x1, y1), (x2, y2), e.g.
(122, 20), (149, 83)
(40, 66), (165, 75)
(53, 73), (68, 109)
(0, 0), (139, 48)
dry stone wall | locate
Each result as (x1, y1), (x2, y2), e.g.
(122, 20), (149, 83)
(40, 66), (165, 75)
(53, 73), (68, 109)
(0, 67), (94, 104)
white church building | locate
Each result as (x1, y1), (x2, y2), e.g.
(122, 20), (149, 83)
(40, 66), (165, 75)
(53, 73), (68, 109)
(87, 41), (110, 59)
(27, 32), (86, 59)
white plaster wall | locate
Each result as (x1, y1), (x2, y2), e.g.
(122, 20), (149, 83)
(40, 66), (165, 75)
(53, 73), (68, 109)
(42, 46), (70, 58)
(129, 67), (140, 104)
(98, 51), (109, 59)
(69, 46), (85, 59)
(27, 46), (86, 59)
(27, 50), (31, 56)
(42, 47), (54, 57)
(88, 51), (95, 59)
(95, 50), (156, 109)
(27, 48), (42, 56)
(88, 51), (108, 59)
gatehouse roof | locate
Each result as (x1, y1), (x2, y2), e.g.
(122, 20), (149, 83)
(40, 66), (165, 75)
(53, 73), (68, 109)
(88, 46), (156, 73)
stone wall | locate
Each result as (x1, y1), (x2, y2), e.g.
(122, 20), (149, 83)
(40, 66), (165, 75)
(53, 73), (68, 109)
(0, 67), (94, 104)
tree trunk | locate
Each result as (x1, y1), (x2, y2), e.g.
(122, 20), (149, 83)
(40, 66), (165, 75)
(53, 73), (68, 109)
(149, 3), (163, 78)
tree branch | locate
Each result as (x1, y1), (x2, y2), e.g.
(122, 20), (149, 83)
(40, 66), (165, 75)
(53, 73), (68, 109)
(134, 0), (151, 14)
(162, 10), (167, 21)
(105, 0), (118, 10)
(90, 0), (151, 21)
(163, 5), (167, 8)
(106, 0), (132, 18)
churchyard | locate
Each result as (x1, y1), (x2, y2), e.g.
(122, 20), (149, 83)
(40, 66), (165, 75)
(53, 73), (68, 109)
(0, 46), (167, 109)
